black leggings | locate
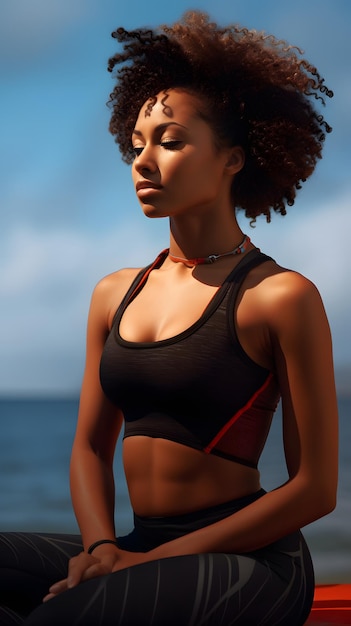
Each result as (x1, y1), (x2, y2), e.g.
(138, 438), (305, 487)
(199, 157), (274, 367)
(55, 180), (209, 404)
(0, 490), (314, 625)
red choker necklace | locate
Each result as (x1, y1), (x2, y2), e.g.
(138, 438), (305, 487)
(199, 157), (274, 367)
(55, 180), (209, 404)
(168, 235), (250, 266)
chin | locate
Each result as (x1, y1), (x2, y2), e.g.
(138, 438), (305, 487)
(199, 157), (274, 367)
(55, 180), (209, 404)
(141, 204), (169, 219)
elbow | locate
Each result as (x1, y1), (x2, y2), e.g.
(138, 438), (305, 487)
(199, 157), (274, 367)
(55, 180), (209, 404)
(322, 487), (337, 515)
(308, 480), (338, 520)
(318, 469), (338, 516)
(316, 492), (337, 518)
(293, 472), (338, 522)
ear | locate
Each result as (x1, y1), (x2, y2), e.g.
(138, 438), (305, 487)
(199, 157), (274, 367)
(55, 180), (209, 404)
(224, 146), (245, 175)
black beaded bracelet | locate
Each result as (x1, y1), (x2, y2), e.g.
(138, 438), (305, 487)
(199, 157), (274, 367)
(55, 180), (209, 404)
(87, 539), (119, 554)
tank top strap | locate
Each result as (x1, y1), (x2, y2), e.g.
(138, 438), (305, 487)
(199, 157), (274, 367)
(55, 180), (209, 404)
(225, 248), (273, 286)
(110, 249), (169, 328)
(223, 248), (274, 326)
(124, 249), (168, 305)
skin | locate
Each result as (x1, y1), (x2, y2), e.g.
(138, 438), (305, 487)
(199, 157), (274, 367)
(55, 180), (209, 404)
(44, 89), (338, 601)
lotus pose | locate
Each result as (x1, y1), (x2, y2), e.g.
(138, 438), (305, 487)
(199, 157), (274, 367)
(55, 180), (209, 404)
(0, 11), (338, 625)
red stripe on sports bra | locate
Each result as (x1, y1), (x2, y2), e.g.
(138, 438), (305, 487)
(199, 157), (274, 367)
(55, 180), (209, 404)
(204, 372), (274, 454)
(126, 249), (168, 304)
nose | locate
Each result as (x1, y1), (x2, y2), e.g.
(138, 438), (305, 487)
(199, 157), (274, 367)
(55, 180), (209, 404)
(133, 144), (158, 176)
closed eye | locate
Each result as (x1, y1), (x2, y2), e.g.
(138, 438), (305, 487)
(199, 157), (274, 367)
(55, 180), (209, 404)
(132, 146), (144, 157)
(161, 140), (184, 150)
(132, 140), (184, 158)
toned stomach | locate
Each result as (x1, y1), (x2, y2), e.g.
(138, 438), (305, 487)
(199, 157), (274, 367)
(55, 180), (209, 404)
(123, 436), (261, 517)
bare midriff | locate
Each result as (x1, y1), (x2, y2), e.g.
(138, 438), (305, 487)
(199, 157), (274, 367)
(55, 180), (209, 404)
(123, 436), (261, 517)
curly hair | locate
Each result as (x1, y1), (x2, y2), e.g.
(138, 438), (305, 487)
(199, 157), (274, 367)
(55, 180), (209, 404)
(107, 11), (333, 222)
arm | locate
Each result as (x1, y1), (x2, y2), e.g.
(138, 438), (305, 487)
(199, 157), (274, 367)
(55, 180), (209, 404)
(114, 272), (338, 566)
(70, 277), (124, 549)
(46, 273), (134, 599)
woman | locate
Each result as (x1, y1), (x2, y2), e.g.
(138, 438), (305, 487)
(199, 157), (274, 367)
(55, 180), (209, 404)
(0, 11), (338, 625)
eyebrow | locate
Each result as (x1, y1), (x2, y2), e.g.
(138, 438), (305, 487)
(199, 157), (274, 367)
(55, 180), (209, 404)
(132, 122), (188, 136)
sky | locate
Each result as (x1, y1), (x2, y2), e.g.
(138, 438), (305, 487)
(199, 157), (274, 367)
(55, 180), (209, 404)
(0, 0), (350, 395)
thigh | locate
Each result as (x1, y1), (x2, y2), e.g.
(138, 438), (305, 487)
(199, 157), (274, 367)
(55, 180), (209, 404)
(23, 538), (313, 626)
(0, 532), (82, 621)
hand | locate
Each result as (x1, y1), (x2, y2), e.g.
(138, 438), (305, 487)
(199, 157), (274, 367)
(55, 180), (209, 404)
(43, 548), (120, 602)
(43, 548), (151, 602)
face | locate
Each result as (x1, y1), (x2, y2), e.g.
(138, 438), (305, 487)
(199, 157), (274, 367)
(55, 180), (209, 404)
(131, 89), (243, 220)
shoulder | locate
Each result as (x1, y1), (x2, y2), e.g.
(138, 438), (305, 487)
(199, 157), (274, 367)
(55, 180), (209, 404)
(241, 256), (328, 332)
(244, 255), (321, 307)
(237, 258), (328, 366)
(249, 260), (329, 343)
(93, 266), (142, 299)
(260, 263), (323, 316)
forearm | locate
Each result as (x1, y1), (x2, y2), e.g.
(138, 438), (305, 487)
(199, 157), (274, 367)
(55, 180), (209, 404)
(70, 446), (117, 550)
(45, 444), (124, 598)
(149, 478), (334, 560)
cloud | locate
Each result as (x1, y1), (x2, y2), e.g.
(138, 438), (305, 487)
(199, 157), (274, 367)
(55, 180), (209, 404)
(0, 0), (95, 60)
(0, 219), (161, 301)
(1, 184), (350, 394)
(0, 219), (165, 394)
(238, 188), (351, 364)
(240, 192), (348, 301)
(1, 0), (350, 393)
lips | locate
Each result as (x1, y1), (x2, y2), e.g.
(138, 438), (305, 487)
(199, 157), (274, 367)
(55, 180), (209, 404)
(136, 180), (163, 192)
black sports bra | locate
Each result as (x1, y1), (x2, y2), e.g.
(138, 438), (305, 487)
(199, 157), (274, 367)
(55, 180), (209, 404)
(100, 248), (280, 468)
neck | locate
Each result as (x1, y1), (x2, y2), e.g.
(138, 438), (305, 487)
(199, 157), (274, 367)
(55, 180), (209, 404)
(168, 234), (251, 267)
(169, 212), (245, 257)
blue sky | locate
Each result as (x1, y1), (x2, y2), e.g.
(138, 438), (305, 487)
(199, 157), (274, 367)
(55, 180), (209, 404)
(1, 0), (350, 395)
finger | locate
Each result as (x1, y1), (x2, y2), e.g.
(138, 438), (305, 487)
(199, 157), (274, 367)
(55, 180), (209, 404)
(67, 553), (96, 588)
(80, 561), (111, 582)
(43, 592), (58, 603)
(42, 578), (69, 603)
(48, 578), (69, 595)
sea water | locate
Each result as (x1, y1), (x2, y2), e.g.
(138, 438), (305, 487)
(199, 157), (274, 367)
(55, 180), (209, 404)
(0, 395), (350, 583)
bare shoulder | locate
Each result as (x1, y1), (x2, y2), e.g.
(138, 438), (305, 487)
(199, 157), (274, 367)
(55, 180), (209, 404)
(255, 260), (320, 298)
(237, 256), (332, 378)
(248, 259), (328, 334)
(94, 266), (142, 298)
(91, 266), (142, 329)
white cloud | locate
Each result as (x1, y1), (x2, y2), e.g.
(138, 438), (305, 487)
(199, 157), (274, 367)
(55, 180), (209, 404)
(0, 220), (164, 300)
(0, 186), (350, 394)
(0, 220), (164, 394)
(0, 0), (95, 59)
(238, 188), (351, 365)
(1, 0), (350, 393)
(238, 192), (348, 302)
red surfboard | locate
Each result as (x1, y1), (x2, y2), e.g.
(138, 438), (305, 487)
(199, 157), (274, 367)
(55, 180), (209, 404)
(306, 584), (351, 625)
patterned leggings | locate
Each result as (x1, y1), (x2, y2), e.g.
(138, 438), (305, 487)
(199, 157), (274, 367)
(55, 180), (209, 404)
(0, 491), (314, 625)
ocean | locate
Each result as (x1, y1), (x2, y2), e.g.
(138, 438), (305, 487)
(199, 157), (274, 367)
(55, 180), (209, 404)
(0, 395), (350, 584)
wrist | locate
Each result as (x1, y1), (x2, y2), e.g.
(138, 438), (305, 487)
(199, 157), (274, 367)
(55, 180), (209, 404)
(87, 539), (119, 555)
